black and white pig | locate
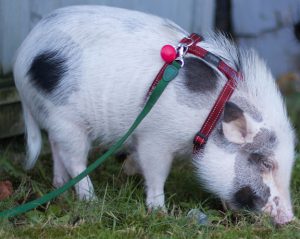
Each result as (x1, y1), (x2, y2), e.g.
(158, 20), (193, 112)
(13, 6), (295, 224)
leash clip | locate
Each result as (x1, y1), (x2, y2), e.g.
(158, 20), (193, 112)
(176, 38), (193, 67)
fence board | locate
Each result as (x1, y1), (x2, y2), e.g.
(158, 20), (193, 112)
(0, 0), (215, 74)
(0, 0), (31, 74)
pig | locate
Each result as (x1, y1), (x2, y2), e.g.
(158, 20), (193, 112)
(13, 6), (296, 224)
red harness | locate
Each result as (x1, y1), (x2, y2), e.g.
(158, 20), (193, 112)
(147, 33), (242, 153)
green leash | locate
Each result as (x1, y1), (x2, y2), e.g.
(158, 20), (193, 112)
(0, 62), (181, 219)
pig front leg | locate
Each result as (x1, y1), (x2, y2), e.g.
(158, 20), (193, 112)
(135, 136), (173, 210)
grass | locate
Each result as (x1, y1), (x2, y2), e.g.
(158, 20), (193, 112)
(0, 143), (299, 238)
(0, 93), (299, 238)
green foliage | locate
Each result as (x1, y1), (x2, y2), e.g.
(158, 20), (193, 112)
(286, 93), (300, 151)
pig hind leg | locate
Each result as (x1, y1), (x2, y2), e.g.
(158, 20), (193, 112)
(49, 138), (70, 188)
(123, 154), (141, 176)
(134, 137), (173, 209)
(48, 123), (95, 200)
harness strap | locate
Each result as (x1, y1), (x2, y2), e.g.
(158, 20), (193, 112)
(186, 36), (241, 152)
(147, 33), (241, 153)
(180, 32), (202, 45)
(146, 63), (169, 99)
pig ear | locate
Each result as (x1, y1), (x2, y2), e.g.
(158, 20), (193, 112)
(222, 102), (260, 144)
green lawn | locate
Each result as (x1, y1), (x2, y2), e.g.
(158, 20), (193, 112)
(0, 93), (299, 238)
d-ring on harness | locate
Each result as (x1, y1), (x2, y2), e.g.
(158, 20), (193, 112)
(0, 33), (241, 218)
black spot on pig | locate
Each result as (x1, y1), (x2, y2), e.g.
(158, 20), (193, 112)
(233, 152), (271, 211)
(234, 186), (269, 210)
(242, 129), (277, 155)
(234, 186), (257, 209)
(175, 57), (219, 108)
(183, 57), (218, 92)
(28, 50), (67, 93)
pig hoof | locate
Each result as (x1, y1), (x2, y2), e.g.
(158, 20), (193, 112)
(147, 206), (167, 215)
(53, 177), (69, 189)
(123, 156), (141, 176)
(78, 193), (98, 201)
(221, 199), (229, 211)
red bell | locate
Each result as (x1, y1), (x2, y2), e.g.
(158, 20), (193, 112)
(160, 45), (176, 63)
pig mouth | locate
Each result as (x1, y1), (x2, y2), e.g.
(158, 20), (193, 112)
(222, 198), (294, 225)
(262, 197), (295, 225)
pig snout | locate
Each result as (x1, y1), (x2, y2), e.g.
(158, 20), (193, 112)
(228, 186), (294, 225)
(262, 196), (294, 225)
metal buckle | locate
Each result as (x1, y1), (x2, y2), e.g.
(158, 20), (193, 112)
(193, 132), (208, 145)
(183, 37), (194, 47)
(175, 37), (194, 67)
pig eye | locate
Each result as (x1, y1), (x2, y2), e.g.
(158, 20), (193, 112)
(248, 153), (273, 172)
(248, 153), (264, 164)
(261, 160), (274, 172)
